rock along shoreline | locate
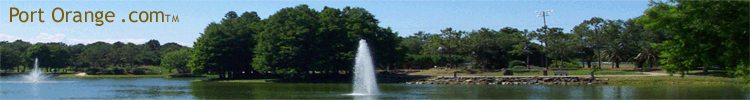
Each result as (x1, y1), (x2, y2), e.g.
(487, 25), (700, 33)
(406, 76), (608, 85)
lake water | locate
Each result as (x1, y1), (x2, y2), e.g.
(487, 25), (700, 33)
(1, 76), (748, 99)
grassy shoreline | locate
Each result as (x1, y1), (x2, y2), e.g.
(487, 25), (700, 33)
(607, 76), (747, 85)
(55, 74), (208, 78)
(407, 69), (642, 77)
(50, 71), (748, 85)
(513, 70), (641, 76)
(195, 79), (278, 83)
(56, 74), (172, 78)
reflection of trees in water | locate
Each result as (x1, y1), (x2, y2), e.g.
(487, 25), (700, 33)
(190, 82), (353, 99)
(403, 85), (749, 99)
(632, 85), (748, 99)
(189, 82), (260, 99)
(186, 82), (749, 99)
(108, 85), (191, 99)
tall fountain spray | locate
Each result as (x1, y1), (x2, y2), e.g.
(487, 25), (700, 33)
(352, 39), (379, 95)
(23, 58), (49, 83)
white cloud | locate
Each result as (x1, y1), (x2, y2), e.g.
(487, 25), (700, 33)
(67, 38), (86, 43)
(0, 33), (66, 43)
(0, 33), (22, 41)
(34, 33), (66, 43)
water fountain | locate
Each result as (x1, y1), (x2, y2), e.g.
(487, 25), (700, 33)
(23, 58), (49, 83)
(351, 39), (379, 96)
(0, 58), (72, 84)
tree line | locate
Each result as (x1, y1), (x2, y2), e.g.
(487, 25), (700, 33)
(0, 39), (189, 74)
(2, 1), (747, 80)
(188, 4), (671, 80)
(400, 17), (668, 71)
(399, 1), (749, 79)
(639, 1), (748, 77)
(189, 5), (402, 79)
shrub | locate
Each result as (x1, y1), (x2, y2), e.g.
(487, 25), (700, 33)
(123, 67), (133, 74)
(511, 66), (527, 69)
(502, 70), (514, 75)
(85, 67), (103, 75)
(508, 60), (525, 68)
(550, 61), (583, 69)
(72, 67), (86, 72)
(107, 67), (126, 75)
(131, 67), (150, 75)
(176, 69), (191, 74)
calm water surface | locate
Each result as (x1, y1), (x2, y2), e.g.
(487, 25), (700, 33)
(1, 76), (748, 99)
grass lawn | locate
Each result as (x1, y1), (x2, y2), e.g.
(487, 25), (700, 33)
(597, 63), (639, 70)
(144, 66), (173, 73)
(686, 70), (733, 76)
(512, 70), (642, 76)
(608, 76), (747, 85)
(203, 74), (219, 78)
(55, 66), (182, 78)
(408, 69), (641, 76)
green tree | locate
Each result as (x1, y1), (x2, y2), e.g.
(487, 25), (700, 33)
(509, 29), (535, 70)
(427, 28), (468, 69)
(252, 5), (324, 78)
(624, 18), (667, 71)
(143, 40), (162, 65)
(161, 49), (192, 74)
(571, 25), (591, 69)
(342, 7), (405, 70)
(5, 40), (32, 72)
(251, 5), (403, 79)
(573, 17), (607, 70)
(80, 42), (112, 68)
(401, 31), (433, 55)
(638, 1), (749, 77)
(0, 40), (31, 72)
(191, 11), (261, 79)
(601, 20), (625, 68)
(25, 43), (70, 73)
(465, 27), (526, 70)
(68, 44), (89, 70)
(161, 42), (187, 53)
(0, 47), (22, 72)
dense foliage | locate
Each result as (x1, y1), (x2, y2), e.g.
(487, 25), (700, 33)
(185, 4), (677, 79)
(161, 49), (192, 74)
(638, 1), (749, 77)
(189, 11), (261, 79)
(190, 5), (404, 79)
(2, 1), (747, 81)
(0, 40), (189, 74)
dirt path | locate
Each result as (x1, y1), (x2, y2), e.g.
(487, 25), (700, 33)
(74, 72), (88, 76)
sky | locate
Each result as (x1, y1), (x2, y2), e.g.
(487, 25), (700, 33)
(0, 0), (651, 47)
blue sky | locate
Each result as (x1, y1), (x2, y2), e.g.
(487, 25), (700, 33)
(0, 0), (651, 47)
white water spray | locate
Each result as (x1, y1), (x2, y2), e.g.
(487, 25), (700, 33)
(23, 58), (49, 83)
(352, 39), (379, 95)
